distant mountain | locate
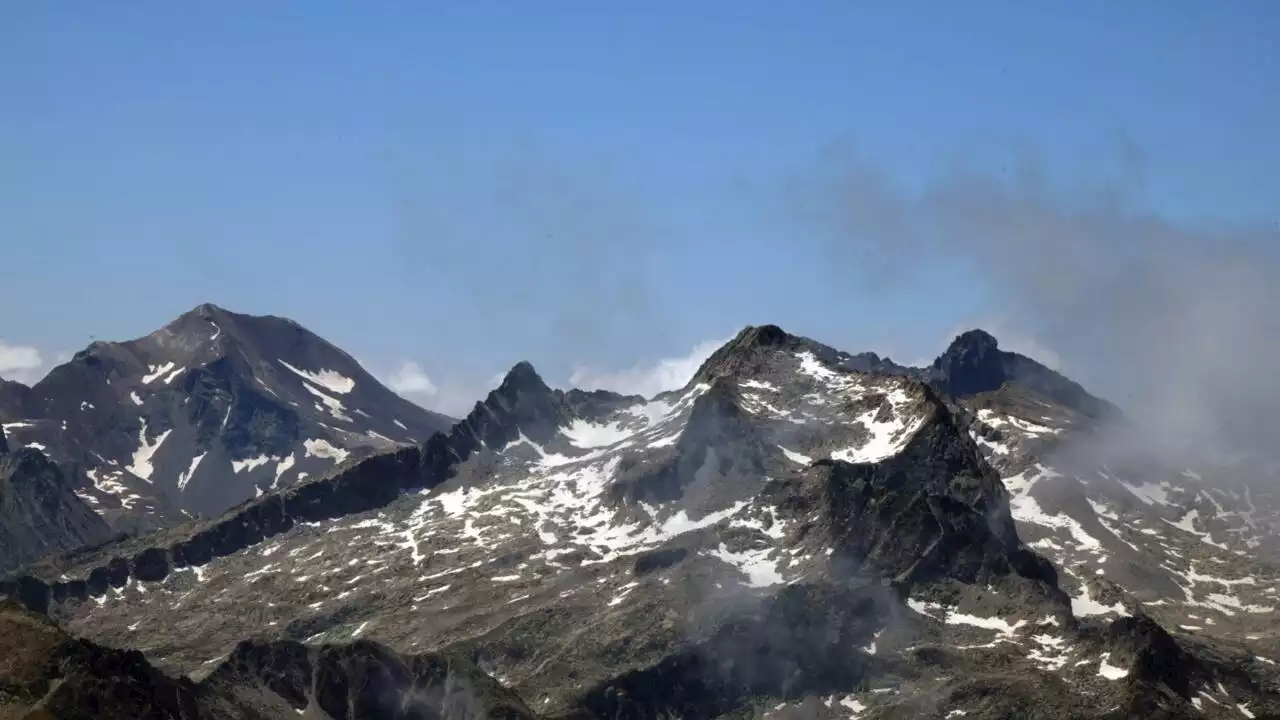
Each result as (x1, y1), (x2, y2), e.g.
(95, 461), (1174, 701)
(0, 303), (454, 530)
(9, 323), (1277, 718)
(0, 431), (114, 574)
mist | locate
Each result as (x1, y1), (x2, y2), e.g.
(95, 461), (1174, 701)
(785, 140), (1280, 472)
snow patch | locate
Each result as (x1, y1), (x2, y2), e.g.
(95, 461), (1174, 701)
(278, 360), (356, 395)
(126, 420), (172, 481)
(177, 453), (206, 491)
(232, 455), (272, 474)
(141, 362), (176, 384)
(303, 438), (349, 464)
(1097, 653), (1129, 680)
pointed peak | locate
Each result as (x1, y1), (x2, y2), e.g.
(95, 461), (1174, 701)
(498, 361), (550, 394)
(189, 302), (230, 317)
(453, 360), (565, 450)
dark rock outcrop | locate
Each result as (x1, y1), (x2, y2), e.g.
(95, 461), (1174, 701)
(0, 599), (536, 719)
(769, 388), (1064, 597)
(207, 639), (537, 719)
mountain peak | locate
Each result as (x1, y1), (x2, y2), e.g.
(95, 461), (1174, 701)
(498, 361), (550, 396)
(188, 302), (231, 319)
(694, 324), (800, 383)
(927, 328), (1118, 419)
(944, 328), (1000, 356)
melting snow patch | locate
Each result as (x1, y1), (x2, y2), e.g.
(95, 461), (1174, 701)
(710, 543), (785, 587)
(304, 438), (349, 464)
(130, 391), (144, 406)
(1004, 468), (1103, 551)
(141, 362), (176, 384)
(1118, 478), (1173, 506)
(778, 446), (812, 465)
(278, 360), (356, 394)
(126, 420), (172, 481)
(232, 455), (272, 474)
(302, 382), (353, 422)
(830, 389), (924, 464)
(838, 696), (867, 717)
(1097, 653), (1129, 680)
(272, 453), (296, 489)
(1070, 582), (1129, 618)
(177, 453), (206, 492)
(864, 629), (882, 655)
(563, 418), (633, 449)
(608, 582), (639, 607)
(946, 611), (1026, 637)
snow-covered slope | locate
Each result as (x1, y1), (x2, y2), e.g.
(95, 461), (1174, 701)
(0, 303), (454, 531)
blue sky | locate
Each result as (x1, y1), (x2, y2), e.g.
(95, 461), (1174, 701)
(2, 2), (1276, 414)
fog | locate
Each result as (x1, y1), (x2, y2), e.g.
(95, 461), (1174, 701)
(786, 140), (1280, 472)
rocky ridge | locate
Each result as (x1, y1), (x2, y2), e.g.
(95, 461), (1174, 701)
(4, 324), (1277, 718)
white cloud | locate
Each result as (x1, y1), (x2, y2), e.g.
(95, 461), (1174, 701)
(385, 361), (438, 397)
(380, 361), (493, 419)
(0, 340), (47, 385)
(569, 337), (728, 399)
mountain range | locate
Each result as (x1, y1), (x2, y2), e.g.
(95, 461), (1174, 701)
(1, 308), (1277, 719)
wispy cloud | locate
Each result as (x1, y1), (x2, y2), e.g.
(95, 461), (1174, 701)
(381, 360), (494, 419)
(385, 361), (438, 397)
(0, 340), (47, 385)
(569, 337), (729, 399)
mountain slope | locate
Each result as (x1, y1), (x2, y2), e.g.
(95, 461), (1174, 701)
(7, 324), (1276, 718)
(0, 303), (454, 530)
(0, 430), (114, 574)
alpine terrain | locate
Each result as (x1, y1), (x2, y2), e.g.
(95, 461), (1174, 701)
(0, 303), (455, 535)
(3, 322), (1278, 719)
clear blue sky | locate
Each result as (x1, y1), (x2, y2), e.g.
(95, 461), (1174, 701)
(2, 2), (1276, 413)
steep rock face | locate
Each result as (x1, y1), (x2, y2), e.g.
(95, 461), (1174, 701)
(0, 443), (114, 574)
(0, 303), (455, 528)
(770, 396), (1060, 591)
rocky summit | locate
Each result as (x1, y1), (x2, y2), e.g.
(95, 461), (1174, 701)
(0, 303), (454, 534)
(2, 322), (1279, 719)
